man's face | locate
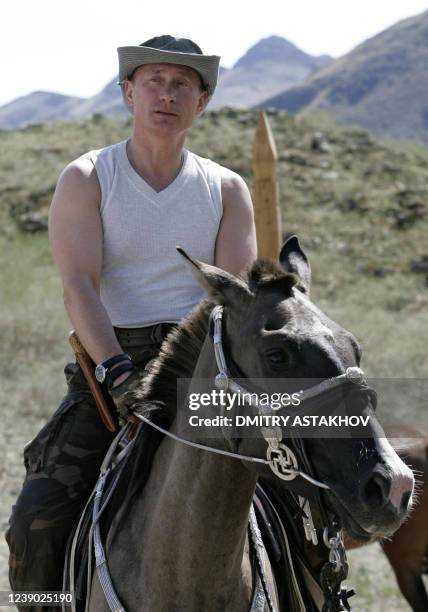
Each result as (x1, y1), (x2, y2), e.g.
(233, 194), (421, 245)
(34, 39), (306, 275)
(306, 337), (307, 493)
(123, 63), (209, 136)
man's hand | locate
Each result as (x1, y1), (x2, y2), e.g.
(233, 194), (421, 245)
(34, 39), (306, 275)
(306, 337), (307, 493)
(108, 368), (145, 419)
(112, 370), (134, 388)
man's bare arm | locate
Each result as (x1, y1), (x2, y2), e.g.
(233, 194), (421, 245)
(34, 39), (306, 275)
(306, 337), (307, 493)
(49, 158), (124, 365)
(215, 171), (257, 275)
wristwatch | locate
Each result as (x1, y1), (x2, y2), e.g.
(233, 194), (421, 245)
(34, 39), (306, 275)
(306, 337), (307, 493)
(95, 353), (132, 384)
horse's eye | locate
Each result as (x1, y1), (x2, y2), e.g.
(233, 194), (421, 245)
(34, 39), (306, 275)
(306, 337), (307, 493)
(265, 349), (288, 365)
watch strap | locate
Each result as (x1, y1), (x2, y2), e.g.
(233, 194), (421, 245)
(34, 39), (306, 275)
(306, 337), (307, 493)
(100, 353), (131, 370)
(106, 361), (136, 389)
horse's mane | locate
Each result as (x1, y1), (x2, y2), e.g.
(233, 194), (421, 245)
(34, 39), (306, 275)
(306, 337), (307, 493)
(133, 258), (297, 414)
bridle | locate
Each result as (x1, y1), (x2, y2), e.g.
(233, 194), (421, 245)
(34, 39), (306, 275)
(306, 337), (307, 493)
(136, 305), (369, 486)
(208, 304), (369, 486)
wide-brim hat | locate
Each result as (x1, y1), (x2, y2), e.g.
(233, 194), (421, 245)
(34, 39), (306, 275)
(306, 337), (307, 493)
(117, 35), (220, 110)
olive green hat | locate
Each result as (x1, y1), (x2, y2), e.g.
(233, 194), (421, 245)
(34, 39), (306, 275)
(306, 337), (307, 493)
(117, 35), (220, 109)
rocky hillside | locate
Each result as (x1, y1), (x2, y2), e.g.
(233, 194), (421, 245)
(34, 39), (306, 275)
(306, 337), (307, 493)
(261, 10), (428, 144)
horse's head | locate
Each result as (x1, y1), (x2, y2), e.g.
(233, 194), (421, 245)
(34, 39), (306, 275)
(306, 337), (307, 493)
(178, 237), (414, 541)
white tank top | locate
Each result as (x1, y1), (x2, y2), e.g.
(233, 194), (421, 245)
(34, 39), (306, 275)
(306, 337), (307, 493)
(84, 139), (223, 327)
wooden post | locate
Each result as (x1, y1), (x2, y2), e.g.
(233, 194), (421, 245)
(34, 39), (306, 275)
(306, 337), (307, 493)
(252, 112), (281, 259)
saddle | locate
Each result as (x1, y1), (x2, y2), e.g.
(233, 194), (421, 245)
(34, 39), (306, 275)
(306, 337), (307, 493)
(63, 420), (165, 612)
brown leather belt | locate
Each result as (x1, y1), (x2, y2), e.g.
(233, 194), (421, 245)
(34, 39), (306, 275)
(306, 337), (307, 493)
(114, 322), (178, 348)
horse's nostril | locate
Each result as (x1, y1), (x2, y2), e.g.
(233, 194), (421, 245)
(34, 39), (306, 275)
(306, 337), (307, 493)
(363, 473), (391, 508)
(400, 490), (411, 513)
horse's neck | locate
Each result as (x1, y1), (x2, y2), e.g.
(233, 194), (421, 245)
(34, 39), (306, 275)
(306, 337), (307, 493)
(104, 333), (259, 610)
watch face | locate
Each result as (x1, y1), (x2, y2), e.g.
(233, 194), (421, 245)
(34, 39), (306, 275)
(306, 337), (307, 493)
(95, 364), (106, 383)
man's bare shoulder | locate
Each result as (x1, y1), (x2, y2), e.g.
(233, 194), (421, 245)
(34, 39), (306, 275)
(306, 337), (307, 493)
(220, 167), (247, 191)
(214, 165), (257, 274)
(54, 154), (101, 207)
(219, 167), (252, 211)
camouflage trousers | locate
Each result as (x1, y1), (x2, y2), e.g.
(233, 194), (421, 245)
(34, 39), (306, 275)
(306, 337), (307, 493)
(5, 331), (165, 609)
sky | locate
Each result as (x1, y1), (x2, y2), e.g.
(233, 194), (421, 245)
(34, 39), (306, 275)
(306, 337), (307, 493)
(2, 0), (427, 107)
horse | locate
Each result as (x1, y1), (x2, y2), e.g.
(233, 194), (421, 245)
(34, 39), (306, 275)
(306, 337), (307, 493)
(346, 426), (428, 612)
(263, 425), (427, 611)
(86, 236), (414, 612)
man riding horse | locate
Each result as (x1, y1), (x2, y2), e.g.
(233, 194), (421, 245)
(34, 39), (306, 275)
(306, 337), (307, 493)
(6, 35), (257, 604)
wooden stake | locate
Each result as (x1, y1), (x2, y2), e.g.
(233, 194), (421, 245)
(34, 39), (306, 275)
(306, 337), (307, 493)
(252, 112), (281, 259)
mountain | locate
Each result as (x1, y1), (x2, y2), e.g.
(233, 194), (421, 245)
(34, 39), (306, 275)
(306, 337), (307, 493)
(209, 36), (331, 109)
(0, 91), (85, 129)
(260, 11), (428, 144)
(0, 36), (330, 128)
(70, 79), (124, 118)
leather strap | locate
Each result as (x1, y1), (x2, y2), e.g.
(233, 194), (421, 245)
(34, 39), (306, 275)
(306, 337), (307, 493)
(106, 362), (136, 389)
(100, 353), (131, 370)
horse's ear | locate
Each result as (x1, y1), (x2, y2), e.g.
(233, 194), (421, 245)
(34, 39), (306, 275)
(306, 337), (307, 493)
(279, 236), (311, 295)
(176, 247), (252, 305)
